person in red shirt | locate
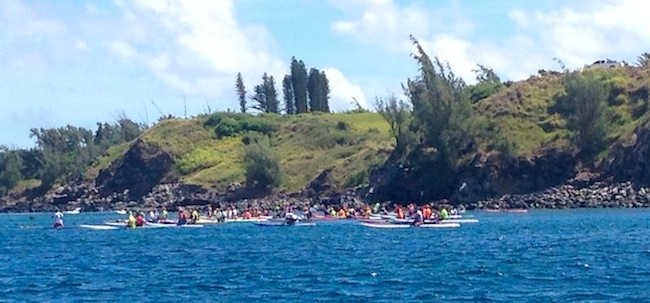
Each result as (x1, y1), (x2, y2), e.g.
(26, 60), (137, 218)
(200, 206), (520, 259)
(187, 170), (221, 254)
(135, 212), (145, 227)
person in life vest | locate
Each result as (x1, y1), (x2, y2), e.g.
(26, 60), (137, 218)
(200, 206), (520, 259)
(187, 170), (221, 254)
(53, 209), (64, 228)
(396, 205), (405, 219)
(136, 212), (145, 227)
(127, 211), (136, 228)
(191, 208), (200, 223)
(423, 205), (432, 220)
(161, 206), (169, 220)
(439, 207), (449, 220)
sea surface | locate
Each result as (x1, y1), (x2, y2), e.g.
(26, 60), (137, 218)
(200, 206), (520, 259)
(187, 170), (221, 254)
(1, 209), (650, 302)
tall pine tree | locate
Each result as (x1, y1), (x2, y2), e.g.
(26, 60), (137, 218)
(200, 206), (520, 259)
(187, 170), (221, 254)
(282, 75), (295, 115)
(307, 68), (331, 112)
(251, 73), (279, 114)
(319, 70), (330, 112)
(290, 57), (308, 113)
(265, 75), (279, 114)
(307, 68), (321, 112)
(236, 72), (247, 113)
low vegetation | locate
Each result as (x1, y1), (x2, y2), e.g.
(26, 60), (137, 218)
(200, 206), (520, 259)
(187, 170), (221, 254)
(2, 41), (650, 200)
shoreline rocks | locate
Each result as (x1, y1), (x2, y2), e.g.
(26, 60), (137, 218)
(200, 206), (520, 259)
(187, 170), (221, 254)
(470, 181), (650, 210)
(3, 177), (650, 213)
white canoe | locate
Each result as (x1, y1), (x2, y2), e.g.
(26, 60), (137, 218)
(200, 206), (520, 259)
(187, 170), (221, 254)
(115, 210), (127, 215)
(360, 222), (410, 229)
(361, 222), (460, 229)
(79, 224), (118, 230)
(255, 221), (316, 227)
(63, 208), (81, 214)
(440, 219), (479, 223)
(419, 222), (460, 228)
(224, 218), (268, 223)
(196, 218), (220, 224)
(103, 222), (166, 229)
(146, 222), (204, 228)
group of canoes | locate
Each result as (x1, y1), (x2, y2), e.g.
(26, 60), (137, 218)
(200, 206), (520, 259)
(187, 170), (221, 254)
(357, 203), (478, 229)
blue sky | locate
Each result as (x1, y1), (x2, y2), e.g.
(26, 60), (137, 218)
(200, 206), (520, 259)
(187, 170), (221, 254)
(1, 0), (649, 148)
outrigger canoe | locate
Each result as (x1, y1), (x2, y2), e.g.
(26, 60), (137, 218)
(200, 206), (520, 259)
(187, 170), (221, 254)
(79, 224), (119, 230)
(225, 218), (269, 223)
(102, 222), (166, 229)
(360, 222), (460, 229)
(254, 221), (316, 227)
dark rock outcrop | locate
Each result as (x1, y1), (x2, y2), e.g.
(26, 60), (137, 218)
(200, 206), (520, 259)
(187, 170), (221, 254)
(96, 139), (174, 200)
(454, 148), (577, 204)
(369, 145), (576, 205)
(602, 124), (650, 186)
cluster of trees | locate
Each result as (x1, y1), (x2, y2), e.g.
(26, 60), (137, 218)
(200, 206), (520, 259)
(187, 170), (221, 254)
(555, 71), (610, 162)
(0, 119), (145, 196)
(375, 36), (640, 188)
(376, 37), (509, 164)
(236, 57), (330, 115)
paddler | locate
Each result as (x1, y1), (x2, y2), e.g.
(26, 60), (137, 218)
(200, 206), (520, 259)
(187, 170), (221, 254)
(337, 207), (346, 218)
(396, 205), (405, 219)
(439, 207), (449, 220)
(215, 208), (224, 222)
(178, 207), (188, 225)
(372, 202), (381, 213)
(285, 211), (299, 225)
(161, 206), (169, 220)
(423, 204), (432, 220)
(53, 209), (64, 228)
(191, 208), (200, 223)
(127, 211), (136, 228)
(136, 211), (145, 227)
(414, 207), (424, 225)
(148, 208), (158, 223)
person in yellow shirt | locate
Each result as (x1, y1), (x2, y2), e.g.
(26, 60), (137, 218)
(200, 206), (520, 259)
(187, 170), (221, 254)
(127, 211), (136, 228)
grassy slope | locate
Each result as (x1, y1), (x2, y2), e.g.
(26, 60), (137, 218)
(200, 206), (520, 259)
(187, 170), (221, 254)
(88, 112), (393, 192)
(87, 66), (650, 193)
(475, 66), (650, 157)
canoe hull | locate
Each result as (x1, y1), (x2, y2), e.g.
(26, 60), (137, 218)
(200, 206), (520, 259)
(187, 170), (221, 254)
(79, 224), (118, 230)
(255, 221), (316, 227)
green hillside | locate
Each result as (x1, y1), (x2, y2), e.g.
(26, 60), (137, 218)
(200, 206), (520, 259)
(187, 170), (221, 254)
(475, 66), (650, 157)
(88, 112), (393, 192)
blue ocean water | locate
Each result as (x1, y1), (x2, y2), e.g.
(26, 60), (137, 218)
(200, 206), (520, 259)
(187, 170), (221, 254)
(1, 209), (650, 302)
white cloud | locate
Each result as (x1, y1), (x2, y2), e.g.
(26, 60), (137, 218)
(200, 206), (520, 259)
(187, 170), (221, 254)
(109, 0), (286, 104)
(331, 0), (430, 53)
(331, 0), (650, 83)
(73, 40), (89, 53)
(322, 68), (368, 111)
(109, 41), (136, 59)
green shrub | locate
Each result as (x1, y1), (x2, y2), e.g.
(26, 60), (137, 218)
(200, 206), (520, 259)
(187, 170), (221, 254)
(336, 121), (349, 131)
(243, 142), (281, 189)
(206, 112), (277, 138)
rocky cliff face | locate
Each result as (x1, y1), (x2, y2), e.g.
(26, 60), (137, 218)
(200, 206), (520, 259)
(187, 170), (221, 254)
(95, 139), (174, 200)
(369, 146), (577, 205)
(602, 124), (650, 186)
(453, 149), (577, 203)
